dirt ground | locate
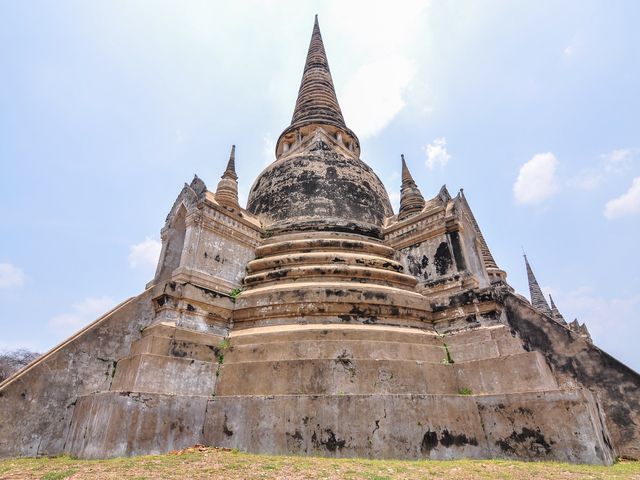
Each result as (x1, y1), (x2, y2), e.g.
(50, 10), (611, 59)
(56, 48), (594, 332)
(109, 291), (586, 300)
(1, 446), (639, 480)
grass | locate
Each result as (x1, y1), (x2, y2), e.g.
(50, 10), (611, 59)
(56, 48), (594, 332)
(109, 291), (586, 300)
(0, 447), (638, 479)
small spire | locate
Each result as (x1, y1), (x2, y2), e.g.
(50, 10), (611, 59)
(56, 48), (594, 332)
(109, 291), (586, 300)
(215, 145), (239, 211)
(223, 144), (237, 180)
(398, 155), (425, 220)
(524, 255), (552, 316)
(549, 294), (566, 324)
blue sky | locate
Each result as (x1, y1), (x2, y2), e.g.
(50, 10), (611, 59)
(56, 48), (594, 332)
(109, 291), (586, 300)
(1, 1), (639, 369)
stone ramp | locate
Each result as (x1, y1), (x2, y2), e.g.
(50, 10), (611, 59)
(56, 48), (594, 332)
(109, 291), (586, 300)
(0, 290), (156, 458)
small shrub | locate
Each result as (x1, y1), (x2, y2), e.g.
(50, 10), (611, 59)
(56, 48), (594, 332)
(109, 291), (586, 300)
(458, 387), (472, 396)
(229, 288), (243, 299)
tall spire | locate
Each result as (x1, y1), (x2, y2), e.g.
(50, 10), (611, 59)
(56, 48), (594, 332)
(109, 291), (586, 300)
(398, 155), (425, 220)
(524, 255), (552, 316)
(275, 16), (360, 158)
(290, 15), (345, 131)
(215, 145), (239, 211)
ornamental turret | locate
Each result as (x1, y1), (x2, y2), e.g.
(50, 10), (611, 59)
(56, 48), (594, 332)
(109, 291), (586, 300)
(215, 145), (240, 211)
(398, 155), (425, 220)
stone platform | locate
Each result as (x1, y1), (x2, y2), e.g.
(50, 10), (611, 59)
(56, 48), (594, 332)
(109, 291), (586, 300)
(64, 322), (613, 464)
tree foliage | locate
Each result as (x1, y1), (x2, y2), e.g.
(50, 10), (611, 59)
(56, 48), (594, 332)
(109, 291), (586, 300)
(0, 349), (40, 383)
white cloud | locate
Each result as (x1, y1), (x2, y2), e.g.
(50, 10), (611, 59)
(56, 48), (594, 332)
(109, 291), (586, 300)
(128, 238), (161, 269)
(424, 137), (451, 170)
(563, 33), (584, 58)
(0, 263), (26, 289)
(341, 57), (413, 138)
(602, 148), (635, 174)
(49, 296), (117, 336)
(567, 168), (602, 191)
(604, 176), (640, 219)
(513, 152), (560, 205)
(327, 0), (428, 138)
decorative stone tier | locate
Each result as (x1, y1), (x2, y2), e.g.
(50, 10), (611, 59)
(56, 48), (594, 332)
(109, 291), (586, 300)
(218, 324), (556, 397)
(234, 232), (428, 329)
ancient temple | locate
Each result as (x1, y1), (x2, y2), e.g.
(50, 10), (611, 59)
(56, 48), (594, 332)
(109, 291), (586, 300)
(1, 17), (638, 464)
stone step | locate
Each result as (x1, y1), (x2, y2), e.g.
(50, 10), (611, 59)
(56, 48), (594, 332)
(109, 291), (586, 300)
(232, 282), (432, 329)
(201, 389), (612, 463)
(110, 354), (218, 396)
(224, 339), (447, 364)
(130, 334), (222, 364)
(247, 251), (405, 275)
(243, 264), (417, 289)
(259, 230), (387, 247)
(256, 236), (395, 259)
(228, 324), (441, 346)
(216, 351), (557, 396)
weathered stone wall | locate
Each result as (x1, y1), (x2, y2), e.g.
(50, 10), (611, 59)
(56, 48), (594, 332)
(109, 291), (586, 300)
(503, 292), (640, 459)
(0, 289), (155, 458)
(397, 234), (456, 284)
(188, 207), (259, 289)
(457, 212), (490, 286)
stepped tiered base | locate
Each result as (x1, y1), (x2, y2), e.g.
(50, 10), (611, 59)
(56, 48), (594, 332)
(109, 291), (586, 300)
(64, 232), (614, 463)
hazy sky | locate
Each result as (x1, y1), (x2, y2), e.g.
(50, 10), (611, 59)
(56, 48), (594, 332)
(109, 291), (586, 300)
(1, 1), (639, 369)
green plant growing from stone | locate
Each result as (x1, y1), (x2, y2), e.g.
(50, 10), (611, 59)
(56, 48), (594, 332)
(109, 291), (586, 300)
(458, 387), (472, 396)
(228, 288), (244, 301)
(441, 343), (454, 365)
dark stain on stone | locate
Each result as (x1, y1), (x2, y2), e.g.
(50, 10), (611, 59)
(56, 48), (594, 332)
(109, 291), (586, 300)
(448, 231), (466, 271)
(439, 429), (478, 448)
(186, 304), (196, 312)
(312, 428), (346, 452)
(266, 270), (289, 280)
(287, 429), (303, 441)
(170, 342), (188, 358)
(434, 242), (453, 276)
(223, 414), (233, 437)
(496, 427), (551, 455)
(421, 430), (438, 454)
(363, 291), (387, 301)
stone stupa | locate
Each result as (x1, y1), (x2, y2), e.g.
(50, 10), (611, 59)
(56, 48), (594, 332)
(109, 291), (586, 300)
(1, 16), (638, 464)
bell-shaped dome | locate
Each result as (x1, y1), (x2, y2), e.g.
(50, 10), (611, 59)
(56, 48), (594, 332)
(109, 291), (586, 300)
(247, 129), (392, 237)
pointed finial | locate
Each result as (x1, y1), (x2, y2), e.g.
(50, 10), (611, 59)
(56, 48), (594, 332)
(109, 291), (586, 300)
(524, 255), (552, 316)
(223, 144), (237, 180)
(398, 154), (425, 220)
